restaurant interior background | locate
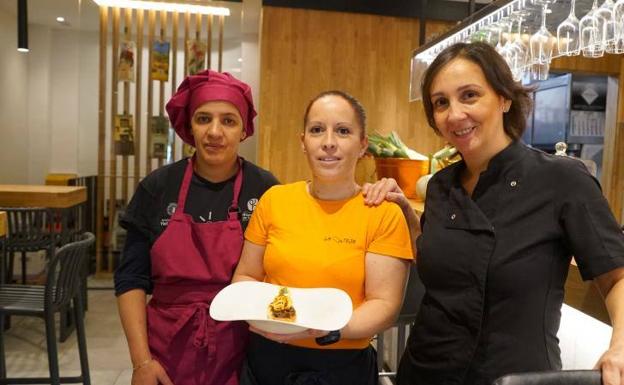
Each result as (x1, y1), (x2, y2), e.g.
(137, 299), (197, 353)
(0, 1), (623, 382)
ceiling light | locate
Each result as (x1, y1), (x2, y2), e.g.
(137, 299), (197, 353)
(91, 0), (230, 16)
(17, 0), (28, 53)
(56, 16), (65, 23)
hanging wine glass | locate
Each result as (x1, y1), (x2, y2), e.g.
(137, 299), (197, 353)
(495, 16), (513, 53)
(580, 0), (605, 57)
(510, 16), (529, 81)
(595, 0), (617, 52)
(530, 3), (555, 65)
(557, 0), (581, 56)
(614, 0), (624, 53)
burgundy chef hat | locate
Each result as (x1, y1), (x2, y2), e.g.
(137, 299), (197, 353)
(165, 70), (256, 146)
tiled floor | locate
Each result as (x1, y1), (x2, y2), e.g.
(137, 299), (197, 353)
(4, 278), (132, 385)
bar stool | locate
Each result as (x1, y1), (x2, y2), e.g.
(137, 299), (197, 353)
(0, 232), (94, 385)
(377, 263), (425, 380)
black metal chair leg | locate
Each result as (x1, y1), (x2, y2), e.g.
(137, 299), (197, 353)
(0, 314), (6, 379)
(20, 251), (26, 284)
(59, 305), (75, 343)
(73, 296), (91, 385)
(44, 312), (61, 385)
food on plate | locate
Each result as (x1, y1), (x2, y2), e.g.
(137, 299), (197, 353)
(268, 287), (297, 322)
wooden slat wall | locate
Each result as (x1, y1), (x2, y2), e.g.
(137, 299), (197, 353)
(258, 6), (447, 184)
(95, 6), (226, 276)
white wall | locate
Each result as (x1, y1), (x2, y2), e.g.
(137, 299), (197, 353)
(0, 7), (29, 184)
(27, 25), (52, 184)
(0, 3), (256, 186)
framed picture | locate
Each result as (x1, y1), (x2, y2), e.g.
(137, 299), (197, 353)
(114, 114), (135, 155)
(150, 115), (170, 159)
(151, 40), (170, 82)
(118, 41), (135, 82)
(186, 39), (206, 75)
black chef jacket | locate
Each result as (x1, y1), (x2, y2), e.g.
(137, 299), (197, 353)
(397, 141), (624, 385)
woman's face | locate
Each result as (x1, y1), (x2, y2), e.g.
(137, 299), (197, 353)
(191, 100), (245, 167)
(429, 58), (511, 161)
(301, 95), (367, 184)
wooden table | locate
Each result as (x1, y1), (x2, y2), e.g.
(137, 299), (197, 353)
(0, 211), (6, 238)
(0, 185), (86, 208)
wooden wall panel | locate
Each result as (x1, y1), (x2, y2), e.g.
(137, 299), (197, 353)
(258, 6), (446, 183)
(551, 53), (621, 75)
(611, 59), (624, 222)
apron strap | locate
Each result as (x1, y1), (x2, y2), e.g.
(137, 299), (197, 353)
(228, 157), (244, 221)
(174, 157), (195, 215)
(176, 156), (244, 221)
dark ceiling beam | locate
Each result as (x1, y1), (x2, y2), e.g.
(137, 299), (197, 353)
(261, 0), (487, 22)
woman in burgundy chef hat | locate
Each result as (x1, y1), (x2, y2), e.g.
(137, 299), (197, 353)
(114, 70), (278, 385)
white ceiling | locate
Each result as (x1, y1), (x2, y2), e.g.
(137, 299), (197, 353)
(0, 0), (242, 35)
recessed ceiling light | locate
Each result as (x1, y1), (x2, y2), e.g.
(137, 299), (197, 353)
(91, 0), (230, 16)
(56, 16), (65, 23)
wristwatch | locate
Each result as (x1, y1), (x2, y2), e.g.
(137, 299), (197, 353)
(315, 330), (341, 346)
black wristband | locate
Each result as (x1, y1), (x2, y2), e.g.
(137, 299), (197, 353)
(315, 330), (341, 346)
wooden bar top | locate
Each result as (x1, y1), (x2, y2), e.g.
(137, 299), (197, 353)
(0, 184), (86, 208)
(0, 211), (6, 237)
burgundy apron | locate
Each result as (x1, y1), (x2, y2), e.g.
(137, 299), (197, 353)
(147, 157), (248, 385)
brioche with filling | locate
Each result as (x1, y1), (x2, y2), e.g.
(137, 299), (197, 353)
(268, 287), (297, 322)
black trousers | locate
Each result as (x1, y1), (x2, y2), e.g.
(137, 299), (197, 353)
(240, 333), (378, 385)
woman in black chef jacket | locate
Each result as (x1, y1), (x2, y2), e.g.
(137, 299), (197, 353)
(364, 42), (624, 385)
(114, 70), (278, 385)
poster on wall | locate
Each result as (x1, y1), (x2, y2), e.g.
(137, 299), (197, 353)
(150, 115), (169, 158)
(118, 41), (135, 82)
(114, 114), (135, 156)
(151, 40), (170, 82)
(186, 39), (207, 75)
(182, 143), (196, 158)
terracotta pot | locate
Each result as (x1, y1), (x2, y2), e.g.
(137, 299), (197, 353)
(374, 158), (429, 199)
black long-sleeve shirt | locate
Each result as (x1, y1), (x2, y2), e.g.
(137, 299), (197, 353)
(114, 158), (278, 296)
(398, 141), (624, 385)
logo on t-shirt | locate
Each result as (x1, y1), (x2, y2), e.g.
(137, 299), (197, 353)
(161, 202), (177, 227)
(247, 198), (258, 212)
(166, 202), (177, 216)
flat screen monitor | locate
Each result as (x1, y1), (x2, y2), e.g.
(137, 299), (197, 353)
(531, 74), (571, 149)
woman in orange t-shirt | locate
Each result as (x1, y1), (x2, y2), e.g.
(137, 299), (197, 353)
(233, 90), (413, 385)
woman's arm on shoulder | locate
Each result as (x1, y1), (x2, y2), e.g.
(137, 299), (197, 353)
(341, 252), (410, 339)
(362, 178), (421, 259)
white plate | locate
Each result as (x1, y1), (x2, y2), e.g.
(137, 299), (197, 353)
(210, 281), (353, 334)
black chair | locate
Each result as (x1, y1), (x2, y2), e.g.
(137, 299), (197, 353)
(493, 370), (602, 385)
(1, 208), (57, 285)
(378, 263), (425, 379)
(0, 232), (95, 385)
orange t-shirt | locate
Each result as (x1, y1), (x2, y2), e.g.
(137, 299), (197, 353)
(244, 181), (413, 349)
